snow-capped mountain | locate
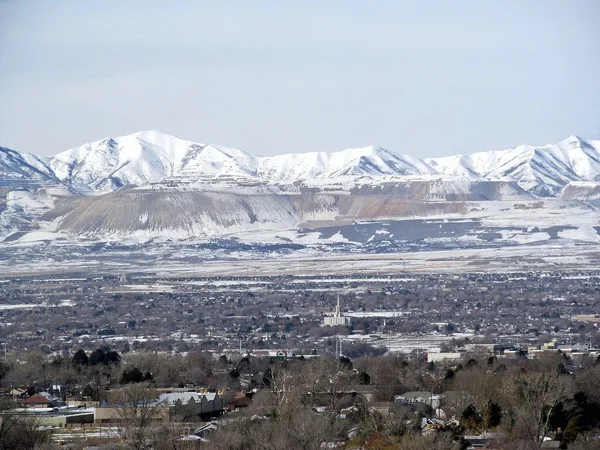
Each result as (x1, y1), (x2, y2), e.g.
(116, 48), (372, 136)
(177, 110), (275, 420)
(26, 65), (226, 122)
(47, 132), (441, 193)
(3, 131), (600, 245)
(0, 146), (57, 188)
(48, 131), (258, 194)
(2, 131), (600, 197)
(257, 146), (436, 184)
(427, 136), (600, 196)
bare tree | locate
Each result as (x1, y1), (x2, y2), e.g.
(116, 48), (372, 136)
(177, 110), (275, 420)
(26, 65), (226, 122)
(297, 358), (356, 412)
(451, 366), (502, 435)
(260, 359), (353, 417)
(565, 431), (600, 450)
(503, 372), (571, 445)
(575, 364), (600, 405)
(0, 399), (50, 450)
(112, 383), (170, 450)
(209, 408), (341, 450)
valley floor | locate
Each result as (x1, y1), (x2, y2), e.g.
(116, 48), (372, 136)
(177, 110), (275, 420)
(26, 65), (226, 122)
(0, 238), (598, 277)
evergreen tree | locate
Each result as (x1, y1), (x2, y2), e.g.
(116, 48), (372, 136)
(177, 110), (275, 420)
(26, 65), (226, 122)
(72, 349), (88, 367)
(89, 348), (106, 366)
(121, 367), (144, 384)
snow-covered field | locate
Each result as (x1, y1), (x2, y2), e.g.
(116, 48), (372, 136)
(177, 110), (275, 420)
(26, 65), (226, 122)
(0, 194), (597, 276)
(0, 236), (597, 278)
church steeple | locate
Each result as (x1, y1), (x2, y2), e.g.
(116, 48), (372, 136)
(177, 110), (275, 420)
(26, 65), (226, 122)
(323, 294), (351, 327)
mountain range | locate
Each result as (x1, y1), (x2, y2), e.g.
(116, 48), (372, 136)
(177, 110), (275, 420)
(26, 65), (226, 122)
(2, 131), (600, 245)
(2, 131), (600, 196)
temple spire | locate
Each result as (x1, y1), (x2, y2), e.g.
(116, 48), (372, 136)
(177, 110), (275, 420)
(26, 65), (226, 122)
(323, 293), (351, 327)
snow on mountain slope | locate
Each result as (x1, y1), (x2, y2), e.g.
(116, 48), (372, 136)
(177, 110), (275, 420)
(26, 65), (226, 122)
(427, 136), (600, 196)
(48, 134), (439, 192)
(0, 190), (55, 239)
(0, 146), (57, 188)
(560, 181), (600, 201)
(258, 146), (436, 184)
(49, 131), (258, 194)
(425, 154), (480, 179)
(6, 132), (600, 244)
(3, 132), (600, 197)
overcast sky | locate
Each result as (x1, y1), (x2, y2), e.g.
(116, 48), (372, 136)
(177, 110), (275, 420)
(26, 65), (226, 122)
(1, 1), (599, 158)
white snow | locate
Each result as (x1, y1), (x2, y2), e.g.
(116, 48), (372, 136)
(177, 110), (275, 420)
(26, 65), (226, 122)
(503, 231), (551, 244)
(6, 190), (54, 212)
(49, 131), (258, 194)
(12, 231), (68, 243)
(426, 135), (600, 195)
(2, 132), (600, 245)
(0, 190), (56, 239)
(558, 225), (600, 242)
(3, 131), (600, 198)
(258, 145), (436, 184)
(0, 146), (55, 181)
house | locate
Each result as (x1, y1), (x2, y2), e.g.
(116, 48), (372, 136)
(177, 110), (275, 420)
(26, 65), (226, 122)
(464, 436), (492, 448)
(23, 392), (65, 409)
(226, 392), (254, 410)
(421, 417), (447, 433)
(24, 394), (52, 407)
(389, 401), (420, 416)
(9, 387), (25, 397)
(394, 391), (443, 409)
(334, 392), (358, 412)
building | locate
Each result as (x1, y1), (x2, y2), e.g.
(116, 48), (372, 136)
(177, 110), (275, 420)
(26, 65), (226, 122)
(571, 314), (599, 323)
(94, 401), (170, 424)
(23, 394), (53, 408)
(394, 391), (443, 409)
(160, 391), (224, 420)
(226, 392), (254, 410)
(427, 352), (462, 363)
(193, 422), (219, 439)
(2, 408), (95, 427)
(23, 392), (66, 409)
(323, 295), (351, 327)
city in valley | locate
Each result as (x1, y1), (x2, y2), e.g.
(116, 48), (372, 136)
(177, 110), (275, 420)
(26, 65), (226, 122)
(1, 252), (599, 449)
(2, 2), (600, 449)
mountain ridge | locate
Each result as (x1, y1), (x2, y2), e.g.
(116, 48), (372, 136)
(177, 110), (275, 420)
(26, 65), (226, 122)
(2, 131), (600, 196)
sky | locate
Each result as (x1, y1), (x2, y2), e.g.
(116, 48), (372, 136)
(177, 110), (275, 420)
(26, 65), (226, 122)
(0, 1), (599, 158)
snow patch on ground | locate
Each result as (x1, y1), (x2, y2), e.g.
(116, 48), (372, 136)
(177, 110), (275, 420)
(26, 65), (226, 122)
(558, 226), (599, 242)
(504, 231), (551, 244)
(328, 231), (350, 243)
(13, 231), (69, 243)
(0, 190), (56, 239)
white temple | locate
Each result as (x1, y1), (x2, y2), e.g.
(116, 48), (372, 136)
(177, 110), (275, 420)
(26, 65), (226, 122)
(323, 295), (352, 326)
